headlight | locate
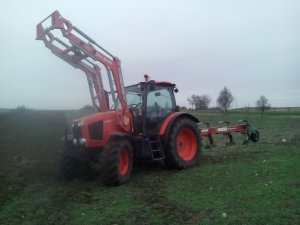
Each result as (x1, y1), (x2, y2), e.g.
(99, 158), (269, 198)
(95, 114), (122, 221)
(72, 119), (84, 127)
(79, 138), (86, 145)
(72, 138), (86, 146)
(72, 138), (77, 145)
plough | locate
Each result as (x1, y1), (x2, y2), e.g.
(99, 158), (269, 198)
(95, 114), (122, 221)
(199, 120), (259, 148)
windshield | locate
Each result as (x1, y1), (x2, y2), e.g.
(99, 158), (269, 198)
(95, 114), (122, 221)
(125, 84), (142, 105)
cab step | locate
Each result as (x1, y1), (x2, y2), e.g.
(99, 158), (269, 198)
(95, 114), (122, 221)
(146, 136), (165, 160)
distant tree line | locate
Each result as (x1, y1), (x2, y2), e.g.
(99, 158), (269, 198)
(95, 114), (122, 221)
(187, 95), (211, 111)
(16, 105), (26, 112)
(187, 87), (272, 115)
(187, 86), (234, 112)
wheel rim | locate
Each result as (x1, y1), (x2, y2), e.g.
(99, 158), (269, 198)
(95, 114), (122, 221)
(119, 148), (129, 176)
(176, 128), (197, 161)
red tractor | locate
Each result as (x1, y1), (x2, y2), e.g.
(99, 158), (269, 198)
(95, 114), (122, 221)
(36, 11), (202, 185)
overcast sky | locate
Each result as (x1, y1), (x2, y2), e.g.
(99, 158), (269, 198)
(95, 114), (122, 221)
(1, 0), (299, 110)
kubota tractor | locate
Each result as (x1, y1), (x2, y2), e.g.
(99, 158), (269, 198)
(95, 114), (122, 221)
(36, 11), (202, 185)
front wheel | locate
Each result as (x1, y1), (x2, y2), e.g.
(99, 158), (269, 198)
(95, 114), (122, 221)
(58, 145), (87, 181)
(164, 118), (202, 169)
(101, 137), (133, 186)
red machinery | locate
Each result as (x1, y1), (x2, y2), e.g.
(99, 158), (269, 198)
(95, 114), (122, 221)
(36, 11), (258, 185)
(36, 11), (201, 185)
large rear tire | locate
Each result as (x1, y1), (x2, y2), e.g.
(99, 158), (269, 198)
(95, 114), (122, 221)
(164, 118), (201, 169)
(101, 137), (133, 186)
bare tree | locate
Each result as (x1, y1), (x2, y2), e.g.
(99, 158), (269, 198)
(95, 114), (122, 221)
(256, 95), (271, 116)
(187, 94), (211, 110)
(217, 87), (234, 112)
(187, 95), (198, 109)
(198, 95), (211, 111)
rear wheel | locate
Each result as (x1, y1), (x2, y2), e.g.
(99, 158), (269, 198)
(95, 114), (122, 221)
(164, 118), (201, 169)
(101, 137), (133, 186)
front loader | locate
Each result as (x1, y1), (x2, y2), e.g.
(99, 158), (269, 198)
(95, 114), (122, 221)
(36, 11), (202, 185)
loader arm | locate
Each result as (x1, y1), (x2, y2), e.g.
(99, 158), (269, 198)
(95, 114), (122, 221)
(36, 10), (131, 132)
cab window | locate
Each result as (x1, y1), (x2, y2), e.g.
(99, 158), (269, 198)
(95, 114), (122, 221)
(147, 87), (174, 119)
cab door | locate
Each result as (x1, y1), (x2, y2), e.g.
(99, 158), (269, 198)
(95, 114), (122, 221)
(146, 86), (176, 134)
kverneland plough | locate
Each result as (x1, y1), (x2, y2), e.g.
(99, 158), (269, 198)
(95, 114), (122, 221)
(199, 120), (259, 148)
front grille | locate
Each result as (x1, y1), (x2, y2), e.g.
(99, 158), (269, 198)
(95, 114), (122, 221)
(88, 121), (103, 140)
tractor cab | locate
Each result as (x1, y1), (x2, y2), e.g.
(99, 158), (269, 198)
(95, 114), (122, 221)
(125, 80), (179, 135)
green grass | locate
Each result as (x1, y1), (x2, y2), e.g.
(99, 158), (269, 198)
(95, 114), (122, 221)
(0, 110), (299, 224)
(166, 144), (300, 224)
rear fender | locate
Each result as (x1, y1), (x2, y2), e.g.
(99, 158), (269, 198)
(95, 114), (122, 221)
(159, 112), (200, 144)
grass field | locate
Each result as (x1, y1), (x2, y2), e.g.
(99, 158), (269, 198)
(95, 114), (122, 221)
(0, 110), (299, 225)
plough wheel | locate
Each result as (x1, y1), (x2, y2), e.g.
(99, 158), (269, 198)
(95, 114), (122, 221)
(249, 130), (259, 142)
